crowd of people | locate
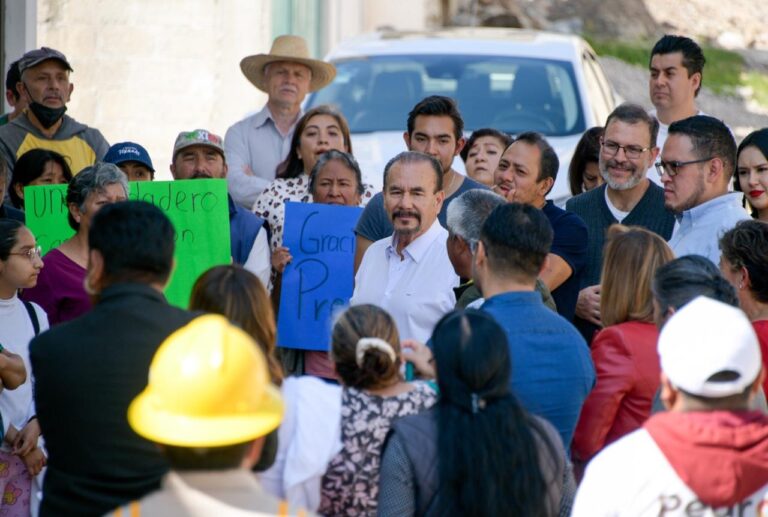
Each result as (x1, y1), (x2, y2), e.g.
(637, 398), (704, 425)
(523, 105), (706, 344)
(0, 29), (768, 517)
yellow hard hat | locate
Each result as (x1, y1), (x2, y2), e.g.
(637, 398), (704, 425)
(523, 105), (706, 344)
(128, 314), (284, 447)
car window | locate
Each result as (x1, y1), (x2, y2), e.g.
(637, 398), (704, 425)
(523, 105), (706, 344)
(308, 55), (586, 137)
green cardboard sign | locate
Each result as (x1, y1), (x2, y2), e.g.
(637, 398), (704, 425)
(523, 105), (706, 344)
(24, 179), (231, 307)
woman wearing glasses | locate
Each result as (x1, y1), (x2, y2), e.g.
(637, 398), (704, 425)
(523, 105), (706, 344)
(0, 219), (48, 516)
(733, 128), (768, 222)
(22, 162), (128, 325)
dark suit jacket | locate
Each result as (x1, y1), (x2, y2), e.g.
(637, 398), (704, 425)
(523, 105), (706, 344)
(30, 283), (196, 517)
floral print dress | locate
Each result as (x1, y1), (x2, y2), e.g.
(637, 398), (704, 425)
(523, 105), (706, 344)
(252, 174), (375, 251)
(319, 382), (437, 516)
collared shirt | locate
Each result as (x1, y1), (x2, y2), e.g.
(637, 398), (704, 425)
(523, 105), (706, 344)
(668, 192), (749, 264)
(351, 220), (459, 342)
(225, 105), (299, 208)
(481, 290), (594, 449)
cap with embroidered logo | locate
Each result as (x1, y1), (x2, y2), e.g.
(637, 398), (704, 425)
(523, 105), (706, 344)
(172, 129), (224, 160)
(104, 142), (155, 172)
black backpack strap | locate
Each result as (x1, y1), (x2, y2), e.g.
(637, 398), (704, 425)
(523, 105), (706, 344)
(22, 300), (40, 336)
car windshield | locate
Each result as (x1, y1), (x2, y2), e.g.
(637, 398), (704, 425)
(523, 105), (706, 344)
(308, 54), (585, 137)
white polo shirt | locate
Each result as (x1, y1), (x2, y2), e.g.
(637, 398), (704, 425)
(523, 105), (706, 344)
(350, 220), (459, 342)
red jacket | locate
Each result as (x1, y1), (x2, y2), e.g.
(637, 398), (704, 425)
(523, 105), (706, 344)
(754, 320), (768, 396)
(571, 320), (660, 463)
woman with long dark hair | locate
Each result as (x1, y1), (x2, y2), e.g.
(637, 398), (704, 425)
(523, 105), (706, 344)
(378, 309), (568, 516)
(733, 128), (768, 221)
(0, 219), (48, 515)
(568, 126), (603, 196)
(252, 105), (374, 254)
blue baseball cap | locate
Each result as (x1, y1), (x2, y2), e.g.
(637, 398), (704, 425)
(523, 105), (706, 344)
(104, 142), (155, 172)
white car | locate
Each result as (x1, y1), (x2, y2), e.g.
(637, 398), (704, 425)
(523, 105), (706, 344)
(306, 28), (618, 205)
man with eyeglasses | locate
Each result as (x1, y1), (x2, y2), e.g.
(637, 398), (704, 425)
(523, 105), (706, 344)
(567, 103), (675, 341)
(660, 115), (748, 264)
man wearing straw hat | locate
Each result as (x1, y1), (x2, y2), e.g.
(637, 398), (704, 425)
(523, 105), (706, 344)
(225, 35), (336, 209)
(110, 315), (307, 515)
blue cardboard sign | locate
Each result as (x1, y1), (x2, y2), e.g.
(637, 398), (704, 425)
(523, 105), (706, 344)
(277, 202), (363, 350)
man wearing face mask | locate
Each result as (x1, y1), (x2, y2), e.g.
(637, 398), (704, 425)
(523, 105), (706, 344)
(0, 47), (109, 177)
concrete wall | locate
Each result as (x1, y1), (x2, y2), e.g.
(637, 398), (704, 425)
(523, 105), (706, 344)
(13, 0), (433, 179)
(36, 0), (272, 179)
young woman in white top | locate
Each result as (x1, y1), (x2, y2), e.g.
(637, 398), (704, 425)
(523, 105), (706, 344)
(0, 219), (49, 516)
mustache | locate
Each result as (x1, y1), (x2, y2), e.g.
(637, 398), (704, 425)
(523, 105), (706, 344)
(191, 171), (213, 179)
(605, 158), (636, 172)
(393, 210), (420, 221)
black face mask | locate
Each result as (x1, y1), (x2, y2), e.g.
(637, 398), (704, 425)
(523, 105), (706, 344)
(27, 101), (67, 129)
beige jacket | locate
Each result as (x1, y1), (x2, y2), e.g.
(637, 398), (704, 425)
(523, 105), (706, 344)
(109, 470), (312, 516)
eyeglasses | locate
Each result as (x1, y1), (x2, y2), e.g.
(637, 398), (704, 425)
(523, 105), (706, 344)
(8, 246), (42, 262)
(600, 139), (651, 159)
(655, 157), (714, 178)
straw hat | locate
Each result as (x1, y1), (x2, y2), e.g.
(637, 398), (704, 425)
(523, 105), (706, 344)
(240, 35), (336, 93)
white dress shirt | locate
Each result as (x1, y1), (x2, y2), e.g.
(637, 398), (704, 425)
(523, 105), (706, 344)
(243, 229), (272, 290)
(351, 220), (459, 342)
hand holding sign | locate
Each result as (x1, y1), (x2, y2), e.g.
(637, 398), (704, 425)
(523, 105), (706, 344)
(271, 246), (293, 273)
(277, 202), (363, 351)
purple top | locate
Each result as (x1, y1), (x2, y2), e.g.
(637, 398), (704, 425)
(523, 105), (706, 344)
(21, 248), (91, 326)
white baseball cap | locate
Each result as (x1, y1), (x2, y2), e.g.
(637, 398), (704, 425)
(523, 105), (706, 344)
(659, 296), (762, 398)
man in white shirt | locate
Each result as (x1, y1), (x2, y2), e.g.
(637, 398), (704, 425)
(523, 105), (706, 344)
(351, 151), (459, 342)
(573, 296), (768, 516)
(647, 35), (706, 184)
(225, 35), (336, 208)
